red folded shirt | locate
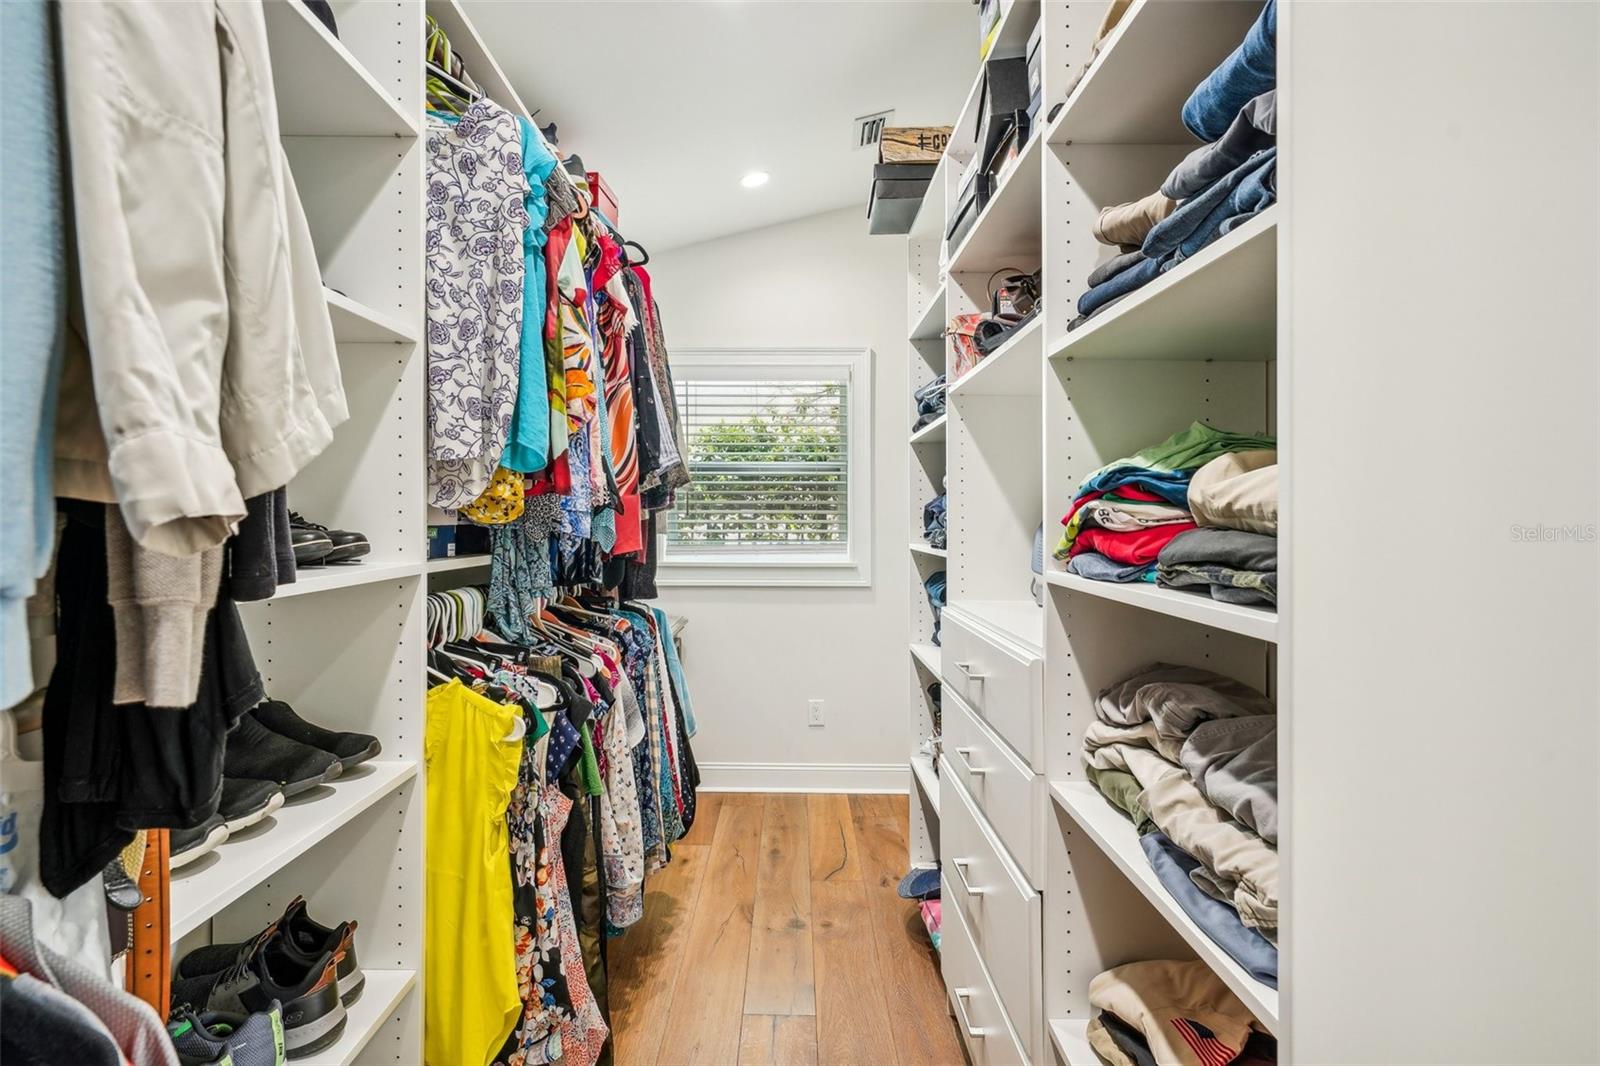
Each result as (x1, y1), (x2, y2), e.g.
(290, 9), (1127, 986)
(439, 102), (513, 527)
(1069, 521), (1197, 565)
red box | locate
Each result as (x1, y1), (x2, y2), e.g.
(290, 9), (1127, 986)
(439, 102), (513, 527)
(586, 171), (620, 228)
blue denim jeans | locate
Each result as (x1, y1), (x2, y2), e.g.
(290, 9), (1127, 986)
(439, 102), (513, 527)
(1182, 0), (1276, 142)
(1140, 831), (1279, 986)
(1143, 148), (1276, 262)
(1076, 254), (1162, 317)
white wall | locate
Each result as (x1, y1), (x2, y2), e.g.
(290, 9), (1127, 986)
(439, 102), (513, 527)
(648, 207), (910, 792)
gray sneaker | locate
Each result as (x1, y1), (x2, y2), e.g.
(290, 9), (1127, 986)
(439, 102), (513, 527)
(167, 1001), (286, 1066)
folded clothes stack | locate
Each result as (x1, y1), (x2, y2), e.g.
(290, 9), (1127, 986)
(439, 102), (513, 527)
(912, 374), (947, 431)
(1084, 664), (1279, 987)
(922, 493), (947, 549)
(1156, 447), (1278, 606)
(1087, 960), (1275, 1066)
(1053, 423), (1274, 585)
(1069, 0), (1278, 332)
(924, 570), (947, 646)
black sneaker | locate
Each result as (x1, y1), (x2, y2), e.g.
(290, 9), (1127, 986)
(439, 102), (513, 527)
(287, 512), (368, 565)
(251, 700), (381, 773)
(167, 1001), (287, 1066)
(171, 932), (346, 1060)
(177, 897), (365, 1008)
(219, 778), (285, 833)
(171, 814), (230, 869)
(289, 526), (333, 567)
(224, 712), (342, 799)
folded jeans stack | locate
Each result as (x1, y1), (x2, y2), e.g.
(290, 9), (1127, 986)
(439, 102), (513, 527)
(912, 375), (946, 431)
(1087, 960), (1274, 1066)
(922, 493), (947, 550)
(1156, 448), (1279, 606)
(1054, 423), (1275, 585)
(924, 570), (947, 646)
(1082, 664), (1279, 986)
(1069, 1), (1278, 332)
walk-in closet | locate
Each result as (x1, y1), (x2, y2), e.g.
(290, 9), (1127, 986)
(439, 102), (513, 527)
(1, 2), (1596, 1065)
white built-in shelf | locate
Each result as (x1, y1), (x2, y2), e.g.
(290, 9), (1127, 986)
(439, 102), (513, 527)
(172, 760), (420, 942)
(910, 281), (948, 342)
(910, 642), (942, 676)
(1050, 781), (1279, 1030)
(959, 599), (1045, 652)
(301, 969), (418, 1066)
(947, 132), (1044, 275)
(910, 414), (947, 445)
(911, 752), (941, 818)
(1046, 0), (1264, 146)
(1044, 569), (1277, 643)
(325, 288), (419, 345)
(1050, 209), (1278, 363)
(262, 0), (417, 138)
(1048, 1018), (1094, 1066)
(426, 554), (492, 573)
(910, 540), (948, 559)
(948, 0), (1042, 165)
(948, 316), (1043, 398)
(271, 560), (424, 600)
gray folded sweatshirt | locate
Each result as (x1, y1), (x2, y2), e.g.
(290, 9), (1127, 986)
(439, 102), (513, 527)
(104, 507), (221, 708)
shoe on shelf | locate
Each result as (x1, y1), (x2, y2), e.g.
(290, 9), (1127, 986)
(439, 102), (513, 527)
(224, 712), (342, 800)
(287, 512), (369, 565)
(170, 931), (346, 1060)
(219, 778), (286, 834)
(252, 699), (381, 773)
(167, 1002), (287, 1066)
(289, 524), (333, 567)
(171, 814), (230, 869)
(177, 896), (365, 1008)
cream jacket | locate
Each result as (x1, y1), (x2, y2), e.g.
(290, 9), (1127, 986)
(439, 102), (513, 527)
(56, 0), (346, 556)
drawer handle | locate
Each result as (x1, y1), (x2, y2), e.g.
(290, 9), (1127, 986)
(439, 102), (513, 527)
(952, 857), (987, 897)
(953, 746), (989, 777)
(955, 660), (988, 683)
(953, 988), (988, 1039)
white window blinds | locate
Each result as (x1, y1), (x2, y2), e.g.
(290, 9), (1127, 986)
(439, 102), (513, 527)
(667, 378), (850, 554)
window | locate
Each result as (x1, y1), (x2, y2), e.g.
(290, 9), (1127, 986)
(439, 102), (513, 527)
(660, 348), (873, 587)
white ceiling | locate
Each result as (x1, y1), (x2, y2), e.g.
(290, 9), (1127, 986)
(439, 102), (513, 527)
(464, 1), (975, 252)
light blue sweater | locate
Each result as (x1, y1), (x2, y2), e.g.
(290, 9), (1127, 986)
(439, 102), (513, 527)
(1, 0), (67, 706)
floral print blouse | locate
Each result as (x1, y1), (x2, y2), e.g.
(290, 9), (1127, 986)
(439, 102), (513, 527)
(425, 100), (530, 508)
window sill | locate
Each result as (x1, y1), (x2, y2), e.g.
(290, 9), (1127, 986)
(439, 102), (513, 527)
(657, 557), (871, 588)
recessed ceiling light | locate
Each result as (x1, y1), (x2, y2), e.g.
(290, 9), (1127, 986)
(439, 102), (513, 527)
(740, 171), (770, 189)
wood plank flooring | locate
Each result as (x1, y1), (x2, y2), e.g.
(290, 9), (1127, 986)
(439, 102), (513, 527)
(610, 792), (964, 1066)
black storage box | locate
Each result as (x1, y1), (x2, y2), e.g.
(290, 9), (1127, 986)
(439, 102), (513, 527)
(974, 56), (1031, 172)
(946, 171), (993, 249)
(867, 161), (939, 235)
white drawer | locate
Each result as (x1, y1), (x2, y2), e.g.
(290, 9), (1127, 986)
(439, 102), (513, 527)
(941, 873), (1030, 1066)
(941, 608), (1043, 771)
(945, 688), (1042, 889)
(941, 772), (1042, 1051)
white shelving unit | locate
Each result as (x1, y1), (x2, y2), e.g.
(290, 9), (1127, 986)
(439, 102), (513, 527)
(904, 4), (1282, 1063)
(174, 6), (549, 1060)
(161, 6), (430, 1063)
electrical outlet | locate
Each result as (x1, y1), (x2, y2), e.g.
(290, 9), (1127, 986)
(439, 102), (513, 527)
(807, 699), (825, 727)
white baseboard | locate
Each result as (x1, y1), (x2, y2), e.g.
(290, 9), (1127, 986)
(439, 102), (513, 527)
(695, 761), (909, 794)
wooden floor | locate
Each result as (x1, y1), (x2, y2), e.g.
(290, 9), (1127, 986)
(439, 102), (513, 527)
(608, 792), (965, 1066)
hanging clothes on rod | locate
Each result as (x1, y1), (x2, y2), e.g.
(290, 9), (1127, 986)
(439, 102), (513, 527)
(421, 582), (697, 1066)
